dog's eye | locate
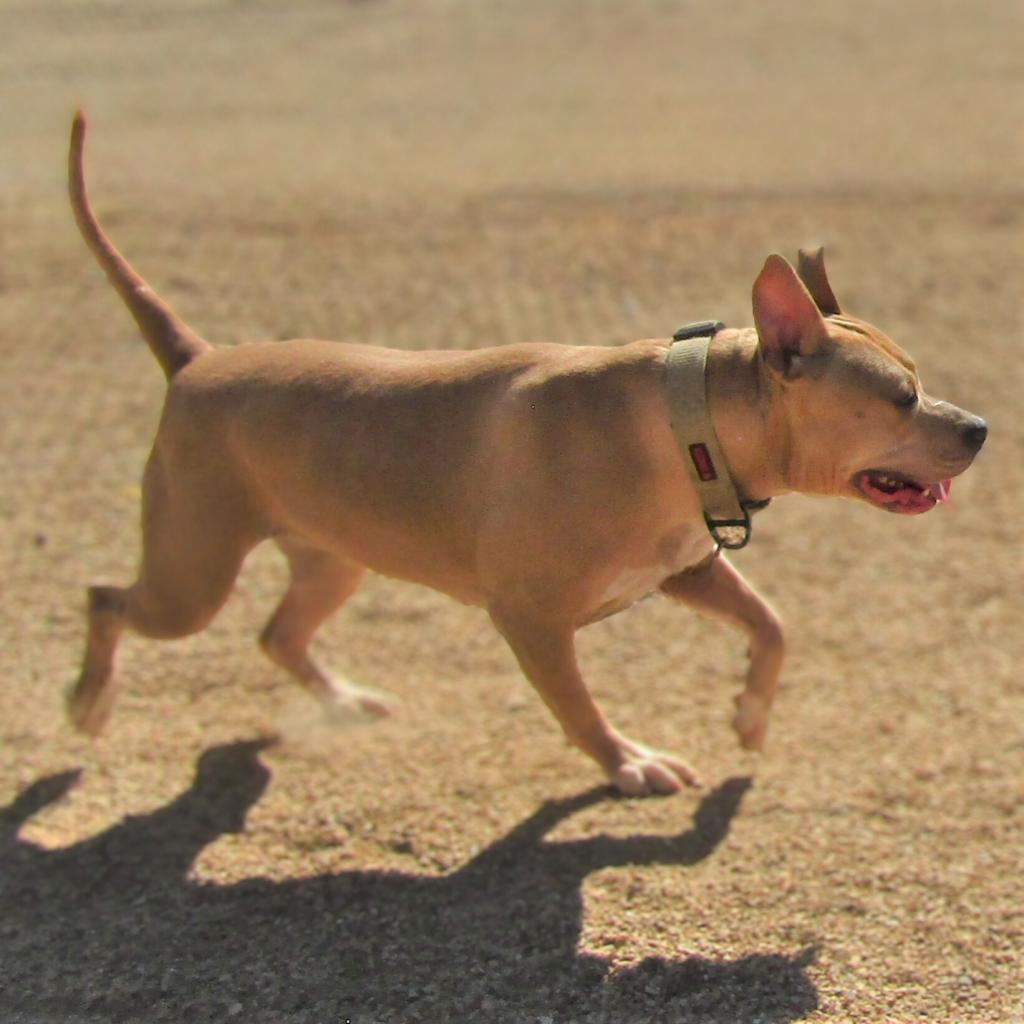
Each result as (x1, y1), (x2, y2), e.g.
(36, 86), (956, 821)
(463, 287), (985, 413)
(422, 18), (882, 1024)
(895, 388), (918, 410)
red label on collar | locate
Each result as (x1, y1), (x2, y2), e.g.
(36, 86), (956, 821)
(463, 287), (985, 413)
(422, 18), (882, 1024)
(688, 442), (718, 482)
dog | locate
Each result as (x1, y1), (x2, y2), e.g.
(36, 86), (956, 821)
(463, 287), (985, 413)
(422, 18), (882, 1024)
(66, 112), (987, 795)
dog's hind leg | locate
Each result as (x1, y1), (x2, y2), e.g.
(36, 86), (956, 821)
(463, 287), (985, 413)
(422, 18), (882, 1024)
(259, 538), (394, 721)
(68, 455), (261, 736)
(69, 584), (130, 737)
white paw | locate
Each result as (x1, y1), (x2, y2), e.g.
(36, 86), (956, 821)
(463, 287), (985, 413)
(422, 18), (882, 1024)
(321, 680), (398, 725)
(607, 737), (702, 796)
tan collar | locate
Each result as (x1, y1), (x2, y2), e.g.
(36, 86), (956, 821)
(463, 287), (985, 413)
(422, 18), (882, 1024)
(665, 322), (769, 550)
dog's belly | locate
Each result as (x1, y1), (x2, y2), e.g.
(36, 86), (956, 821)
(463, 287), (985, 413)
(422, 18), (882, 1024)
(276, 514), (491, 607)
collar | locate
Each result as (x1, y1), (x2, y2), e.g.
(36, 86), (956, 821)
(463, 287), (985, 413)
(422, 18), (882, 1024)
(665, 321), (770, 550)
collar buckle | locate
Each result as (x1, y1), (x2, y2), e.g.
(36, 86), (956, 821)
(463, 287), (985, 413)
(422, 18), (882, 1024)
(672, 320), (725, 342)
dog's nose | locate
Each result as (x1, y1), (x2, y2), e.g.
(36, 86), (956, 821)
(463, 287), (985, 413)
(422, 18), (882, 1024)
(962, 417), (988, 453)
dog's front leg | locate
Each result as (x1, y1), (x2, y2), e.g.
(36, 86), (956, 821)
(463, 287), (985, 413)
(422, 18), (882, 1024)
(489, 605), (701, 795)
(661, 556), (784, 752)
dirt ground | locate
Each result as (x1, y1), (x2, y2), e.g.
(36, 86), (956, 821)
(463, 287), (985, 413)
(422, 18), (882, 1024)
(1, 2), (1021, 1022)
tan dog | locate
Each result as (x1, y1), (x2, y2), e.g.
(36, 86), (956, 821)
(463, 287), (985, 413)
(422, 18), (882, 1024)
(66, 113), (987, 795)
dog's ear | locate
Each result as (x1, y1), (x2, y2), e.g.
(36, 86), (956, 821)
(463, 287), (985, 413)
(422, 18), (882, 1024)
(752, 254), (829, 380)
(796, 246), (841, 316)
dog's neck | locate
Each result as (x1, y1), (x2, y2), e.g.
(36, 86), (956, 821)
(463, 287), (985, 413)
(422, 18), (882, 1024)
(704, 328), (792, 505)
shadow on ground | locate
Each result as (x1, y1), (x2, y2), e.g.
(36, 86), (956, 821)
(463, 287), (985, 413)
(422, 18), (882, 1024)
(0, 742), (817, 1023)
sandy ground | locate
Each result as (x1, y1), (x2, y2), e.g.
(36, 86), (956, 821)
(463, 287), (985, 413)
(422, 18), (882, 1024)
(1, 2), (1021, 1021)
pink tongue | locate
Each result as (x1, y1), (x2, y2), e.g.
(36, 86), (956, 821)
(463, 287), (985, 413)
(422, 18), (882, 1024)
(864, 475), (954, 512)
(896, 478), (952, 510)
(893, 485), (929, 510)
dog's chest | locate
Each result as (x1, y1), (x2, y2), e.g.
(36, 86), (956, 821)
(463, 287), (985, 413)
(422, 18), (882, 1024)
(593, 530), (714, 618)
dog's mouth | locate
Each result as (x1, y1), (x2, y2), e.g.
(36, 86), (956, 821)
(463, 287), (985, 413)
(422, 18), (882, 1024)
(853, 469), (952, 514)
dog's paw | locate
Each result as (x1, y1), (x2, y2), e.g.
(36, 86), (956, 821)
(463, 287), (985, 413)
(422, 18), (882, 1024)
(65, 675), (115, 738)
(321, 680), (398, 725)
(606, 736), (702, 796)
(731, 692), (770, 751)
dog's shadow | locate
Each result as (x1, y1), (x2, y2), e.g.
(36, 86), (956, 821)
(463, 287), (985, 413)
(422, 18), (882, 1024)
(0, 742), (817, 1023)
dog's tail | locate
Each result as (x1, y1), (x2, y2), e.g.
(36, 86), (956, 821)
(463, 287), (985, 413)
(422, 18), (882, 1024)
(68, 110), (211, 380)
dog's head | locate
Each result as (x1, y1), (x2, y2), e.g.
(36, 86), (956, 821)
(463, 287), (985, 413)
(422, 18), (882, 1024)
(751, 248), (986, 513)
